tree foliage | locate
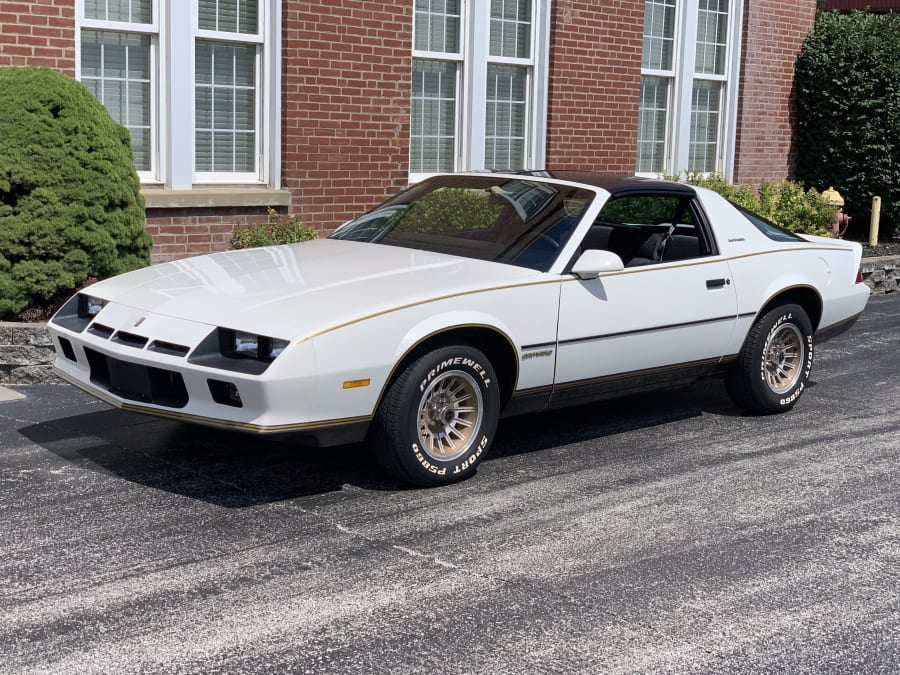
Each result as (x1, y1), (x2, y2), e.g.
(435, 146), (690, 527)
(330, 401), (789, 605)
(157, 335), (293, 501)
(0, 66), (150, 318)
(795, 11), (900, 240)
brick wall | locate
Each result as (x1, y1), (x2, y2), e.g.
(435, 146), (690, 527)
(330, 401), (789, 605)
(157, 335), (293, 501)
(1, 0), (819, 262)
(0, 0), (75, 73)
(732, 0), (817, 185)
(281, 0), (413, 235)
(546, 0), (644, 173)
(145, 208), (271, 265)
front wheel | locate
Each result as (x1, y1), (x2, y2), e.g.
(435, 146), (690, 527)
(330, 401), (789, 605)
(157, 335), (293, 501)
(369, 345), (501, 486)
(726, 303), (814, 414)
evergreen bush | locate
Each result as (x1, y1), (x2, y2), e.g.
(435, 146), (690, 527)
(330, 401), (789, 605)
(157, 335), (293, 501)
(0, 66), (150, 319)
(795, 11), (900, 240)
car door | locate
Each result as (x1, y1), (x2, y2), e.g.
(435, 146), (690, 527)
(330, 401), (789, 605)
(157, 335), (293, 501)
(552, 191), (738, 407)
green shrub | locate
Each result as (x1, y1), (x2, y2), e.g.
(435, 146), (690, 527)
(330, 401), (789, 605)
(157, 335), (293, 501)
(673, 173), (835, 236)
(397, 187), (502, 232)
(795, 11), (900, 240)
(230, 208), (318, 249)
(0, 66), (150, 319)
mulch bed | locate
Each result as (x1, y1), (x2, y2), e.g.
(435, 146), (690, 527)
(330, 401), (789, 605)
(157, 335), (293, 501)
(862, 241), (900, 258)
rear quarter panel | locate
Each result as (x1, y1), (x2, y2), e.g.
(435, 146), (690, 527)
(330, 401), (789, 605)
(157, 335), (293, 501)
(696, 188), (868, 355)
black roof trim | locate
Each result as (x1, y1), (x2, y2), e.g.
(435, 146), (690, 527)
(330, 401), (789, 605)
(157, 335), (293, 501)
(508, 170), (697, 197)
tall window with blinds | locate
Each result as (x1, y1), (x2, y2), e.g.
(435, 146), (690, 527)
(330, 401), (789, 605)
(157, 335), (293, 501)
(637, 0), (676, 174)
(80, 0), (155, 176)
(77, 0), (277, 188)
(636, 0), (742, 178)
(411, 0), (461, 174)
(689, 0), (729, 172)
(485, 0), (532, 171)
(195, 0), (260, 177)
(410, 0), (547, 178)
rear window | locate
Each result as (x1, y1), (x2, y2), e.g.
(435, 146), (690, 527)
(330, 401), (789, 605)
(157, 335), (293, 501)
(733, 203), (805, 242)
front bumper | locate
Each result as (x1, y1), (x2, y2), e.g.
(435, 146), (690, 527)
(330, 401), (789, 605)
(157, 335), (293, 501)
(48, 301), (371, 445)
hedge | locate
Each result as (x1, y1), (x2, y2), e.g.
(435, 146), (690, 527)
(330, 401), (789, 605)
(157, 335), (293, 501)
(673, 173), (834, 237)
(0, 66), (150, 318)
(795, 11), (900, 241)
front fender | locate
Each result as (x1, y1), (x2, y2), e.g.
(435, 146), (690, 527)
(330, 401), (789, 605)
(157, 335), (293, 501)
(306, 283), (560, 422)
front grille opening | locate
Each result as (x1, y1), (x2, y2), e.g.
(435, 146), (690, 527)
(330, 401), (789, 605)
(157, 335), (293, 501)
(85, 347), (110, 385)
(58, 337), (77, 362)
(84, 347), (188, 408)
(148, 340), (191, 357)
(208, 379), (243, 408)
(113, 331), (149, 349)
(88, 323), (114, 339)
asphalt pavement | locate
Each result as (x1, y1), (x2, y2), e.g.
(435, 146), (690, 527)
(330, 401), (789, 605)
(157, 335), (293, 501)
(1, 295), (898, 673)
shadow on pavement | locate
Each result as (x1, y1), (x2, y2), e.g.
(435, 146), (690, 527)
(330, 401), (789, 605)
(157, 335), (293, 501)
(18, 377), (744, 506)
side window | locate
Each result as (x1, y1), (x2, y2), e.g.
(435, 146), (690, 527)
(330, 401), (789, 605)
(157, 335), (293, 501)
(579, 194), (710, 267)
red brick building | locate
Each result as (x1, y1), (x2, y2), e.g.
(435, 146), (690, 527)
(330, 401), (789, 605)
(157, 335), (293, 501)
(0, 0), (818, 262)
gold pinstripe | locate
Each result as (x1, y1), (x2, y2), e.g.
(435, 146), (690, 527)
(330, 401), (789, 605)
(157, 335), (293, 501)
(296, 246), (852, 343)
(54, 367), (372, 434)
(55, 246), (851, 431)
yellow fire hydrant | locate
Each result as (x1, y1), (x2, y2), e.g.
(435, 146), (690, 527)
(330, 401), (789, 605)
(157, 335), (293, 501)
(821, 186), (850, 238)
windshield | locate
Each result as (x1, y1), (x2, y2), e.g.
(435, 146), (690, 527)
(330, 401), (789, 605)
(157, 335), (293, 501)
(330, 176), (595, 271)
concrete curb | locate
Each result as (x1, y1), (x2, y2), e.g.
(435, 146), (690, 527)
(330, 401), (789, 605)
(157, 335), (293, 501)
(0, 385), (26, 401)
(2, 254), (898, 386)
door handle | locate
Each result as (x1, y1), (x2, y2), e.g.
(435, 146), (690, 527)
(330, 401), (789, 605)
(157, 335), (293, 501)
(706, 278), (729, 289)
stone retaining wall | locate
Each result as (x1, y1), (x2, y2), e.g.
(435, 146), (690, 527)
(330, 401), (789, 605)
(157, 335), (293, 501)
(2, 254), (898, 385)
(0, 322), (58, 384)
(860, 255), (898, 296)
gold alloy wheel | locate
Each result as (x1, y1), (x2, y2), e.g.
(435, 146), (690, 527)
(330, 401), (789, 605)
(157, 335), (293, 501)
(417, 369), (483, 462)
(763, 323), (805, 394)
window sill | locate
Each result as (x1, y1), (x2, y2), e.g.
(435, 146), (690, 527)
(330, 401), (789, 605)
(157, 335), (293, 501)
(141, 187), (293, 209)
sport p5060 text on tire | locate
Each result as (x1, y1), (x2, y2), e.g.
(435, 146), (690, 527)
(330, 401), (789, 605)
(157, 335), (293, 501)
(369, 345), (501, 486)
(726, 303), (814, 414)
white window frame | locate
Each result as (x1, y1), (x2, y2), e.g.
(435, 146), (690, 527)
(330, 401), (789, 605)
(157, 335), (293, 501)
(76, 3), (159, 182)
(410, 0), (551, 183)
(637, 0), (744, 180)
(76, 1), (281, 189)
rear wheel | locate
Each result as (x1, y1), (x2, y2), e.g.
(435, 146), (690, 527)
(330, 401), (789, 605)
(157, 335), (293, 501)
(369, 345), (500, 486)
(726, 303), (814, 414)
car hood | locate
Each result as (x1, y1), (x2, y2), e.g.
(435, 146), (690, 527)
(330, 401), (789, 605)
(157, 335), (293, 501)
(85, 239), (543, 338)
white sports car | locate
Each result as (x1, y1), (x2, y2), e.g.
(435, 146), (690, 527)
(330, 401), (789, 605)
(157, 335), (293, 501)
(49, 173), (870, 485)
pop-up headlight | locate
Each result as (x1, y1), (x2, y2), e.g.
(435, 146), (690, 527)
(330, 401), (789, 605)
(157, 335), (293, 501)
(50, 293), (109, 333)
(78, 294), (108, 318)
(189, 328), (290, 375)
(227, 330), (289, 361)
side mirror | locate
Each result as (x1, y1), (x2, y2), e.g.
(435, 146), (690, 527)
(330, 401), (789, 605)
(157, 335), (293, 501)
(571, 249), (625, 280)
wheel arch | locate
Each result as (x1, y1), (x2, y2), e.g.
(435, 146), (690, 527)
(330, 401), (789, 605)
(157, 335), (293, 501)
(376, 324), (519, 414)
(756, 285), (823, 332)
